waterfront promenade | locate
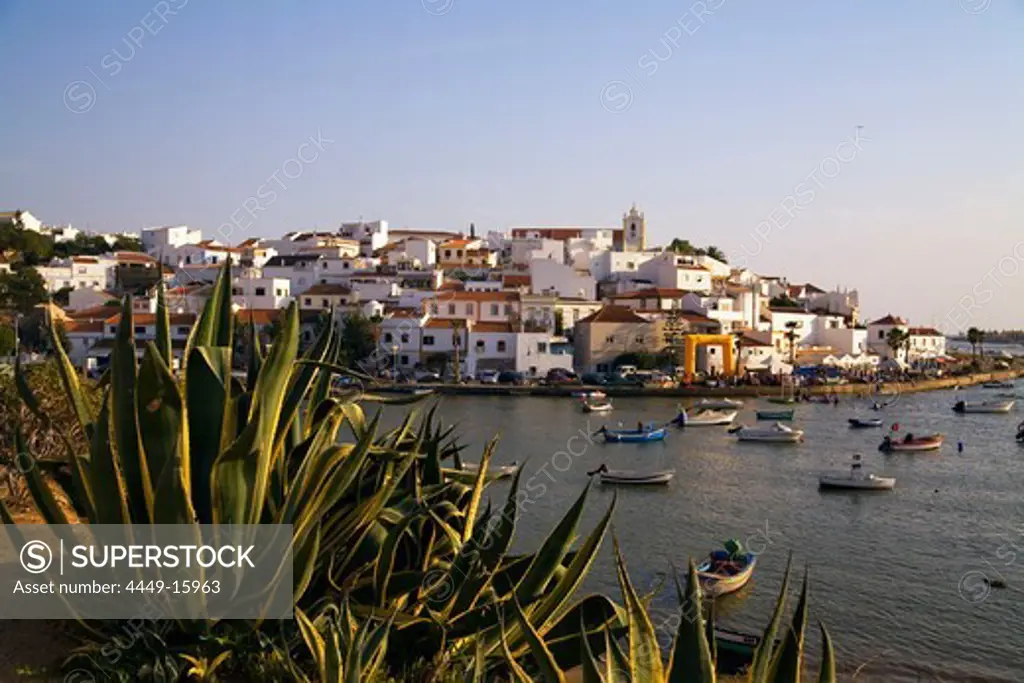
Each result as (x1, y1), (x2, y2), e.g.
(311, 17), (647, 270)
(374, 369), (1023, 399)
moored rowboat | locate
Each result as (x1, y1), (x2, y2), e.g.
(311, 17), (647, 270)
(848, 417), (883, 428)
(730, 422), (804, 443)
(598, 425), (668, 443)
(581, 399), (614, 413)
(953, 400), (1015, 414)
(672, 408), (738, 426)
(879, 434), (943, 452)
(597, 468), (675, 485)
(697, 540), (756, 597)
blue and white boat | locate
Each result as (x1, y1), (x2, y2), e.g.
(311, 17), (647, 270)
(598, 424), (668, 443)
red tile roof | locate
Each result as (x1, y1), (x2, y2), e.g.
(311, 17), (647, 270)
(909, 327), (943, 337)
(238, 309), (284, 325)
(71, 256), (99, 264)
(105, 313), (198, 325)
(502, 274), (531, 288)
(869, 314), (908, 326)
(472, 322), (514, 333)
(612, 288), (691, 300)
(302, 283), (352, 295)
(115, 251), (156, 264)
(65, 320), (105, 334)
(577, 306), (648, 324)
(67, 305), (121, 320)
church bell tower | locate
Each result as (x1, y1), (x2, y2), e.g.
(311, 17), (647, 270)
(622, 203), (646, 252)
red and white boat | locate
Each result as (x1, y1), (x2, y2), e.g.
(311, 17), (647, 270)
(879, 433), (943, 452)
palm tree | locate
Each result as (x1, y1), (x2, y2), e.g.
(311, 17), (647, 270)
(451, 319), (465, 382)
(978, 329), (986, 359)
(785, 320), (800, 365)
(668, 238), (695, 255)
(886, 327), (911, 364)
(967, 327), (981, 359)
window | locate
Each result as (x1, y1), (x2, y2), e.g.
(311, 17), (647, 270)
(255, 287), (266, 296)
(384, 333), (393, 342)
(92, 281), (99, 287)
(490, 304), (499, 315)
(505, 304), (513, 315)
(430, 304), (438, 314)
(304, 298), (312, 306)
(606, 335), (615, 343)
(322, 262), (328, 269)
(537, 342), (547, 353)
(134, 326), (146, 335)
(77, 267), (87, 274)
(322, 299), (329, 307)
(109, 325), (117, 334)
(444, 250), (452, 258)
(497, 340), (506, 352)
(635, 335), (644, 344)
(476, 340), (485, 350)
(276, 289), (285, 296)
(343, 262), (350, 269)
(400, 355), (409, 365)
(466, 303), (474, 315)
(401, 334), (409, 344)
(878, 330), (885, 339)
(176, 326), (189, 335)
(423, 335), (435, 346)
(448, 304), (456, 315)
(211, 256), (218, 264)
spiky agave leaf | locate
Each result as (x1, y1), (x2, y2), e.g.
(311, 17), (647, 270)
(750, 552), (794, 681)
(666, 560), (715, 683)
(768, 570), (810, 682)
(817, 622), (836, 683)
(612, 533), (664, 681)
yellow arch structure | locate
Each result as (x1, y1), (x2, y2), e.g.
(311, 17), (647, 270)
(683, 334), (734, 379)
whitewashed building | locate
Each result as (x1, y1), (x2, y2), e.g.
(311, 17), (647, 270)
(529, 259), (597, 300)
(142, 225), (203, 254)
(231, 277), (292, 310)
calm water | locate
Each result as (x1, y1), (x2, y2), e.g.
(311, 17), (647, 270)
(381, 387), (1024, 682)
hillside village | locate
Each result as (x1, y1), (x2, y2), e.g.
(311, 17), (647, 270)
(0, 207), (948, 381)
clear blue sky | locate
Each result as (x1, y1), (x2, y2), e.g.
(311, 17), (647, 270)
(1, 0), (1022, 330)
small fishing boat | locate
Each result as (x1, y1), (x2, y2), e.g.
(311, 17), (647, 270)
(804, 395), (836, 405)
(879, 433), (943, 452)
(597, 424), (668, 443)
(692, 398), (745, 411)
(696, 540), (756, 597)
(996, 392), (1018, 399)
(730, 422), (804, 443)
(819, 454), (895, 491)
(848, 417), (883, 428)
(589, 464), (675, 486)
(953, 399), (1015, 414)
(671, 408), (738, 427)
(459, 462), (520, 478)
(581, 398), (614, 413)
(765, 396), (797, 405)
(756, 409), (794, 421)
(983, 381), (1015, 389)
(714, 628), (779, 675)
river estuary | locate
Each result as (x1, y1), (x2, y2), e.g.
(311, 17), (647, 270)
(380, 384), (1024, 681)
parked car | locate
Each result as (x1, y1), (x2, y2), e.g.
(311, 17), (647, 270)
(416, 371), (441, 383)
(607, 373), (644, 386)
(581, 372), (608, 385)
(477, 369), (500, 384)
(544, 368), (581, 385)
(498, 371), (529, 385)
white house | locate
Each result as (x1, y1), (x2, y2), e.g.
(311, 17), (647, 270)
(231, 277), (292, 310)
(422, 291), (522, 324)
(635, 252), (713, 294)
(736, 332), (786, 374)
(610, 288), (689, 312)
(262, 254), (322, 294)
(142, 225), (203, 254)
(682, 293), (746, 333)
(0, 210), (43, 233)
(339, 220), (390, 256)
(588, 251), (659, 282)
(298, 283), (357, 311)
(866, 314), (909, 361)
(908, 327), (947, 360)
(36, 256), (116, 292)
(769, 307), (818, 358)
(529, 259), (597, 300)
(508, 238), (564, 267)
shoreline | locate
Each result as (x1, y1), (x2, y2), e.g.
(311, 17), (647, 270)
(372, 370), (1023, 399)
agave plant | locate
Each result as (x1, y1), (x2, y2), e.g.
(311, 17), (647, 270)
(1, 261), (625, 680)
(500, 538), (837, 683)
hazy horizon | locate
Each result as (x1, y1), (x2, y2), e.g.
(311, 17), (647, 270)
(1, 0), (1022, 331)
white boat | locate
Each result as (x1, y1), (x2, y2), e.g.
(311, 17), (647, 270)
(730, 422), (804, 443)
(849, 417), (884, 428)
(819, 455), (895, 491)
(572, 390), (607, 400)
(953, 400), (1015, 414)
(693, 398), (745, 411)
(983, 381), (1015, 389)
(672, 408), (738, 427)
(460, 462), (520, 478)
(591, 465), (675, 485)
(581, 398), (614, 413)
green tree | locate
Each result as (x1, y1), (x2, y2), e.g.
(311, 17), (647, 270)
(0, 268), (48, 314)
(668, 238), (696, 254)
(704, 245), (727, 262)
(770, 295), (800, 308)
(967, 326), (981, 358)
(785, 320), (801, 365)
(340, 313), (377, 368)
(886, 327), (911, 363)
(0, 224), (53, 265)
